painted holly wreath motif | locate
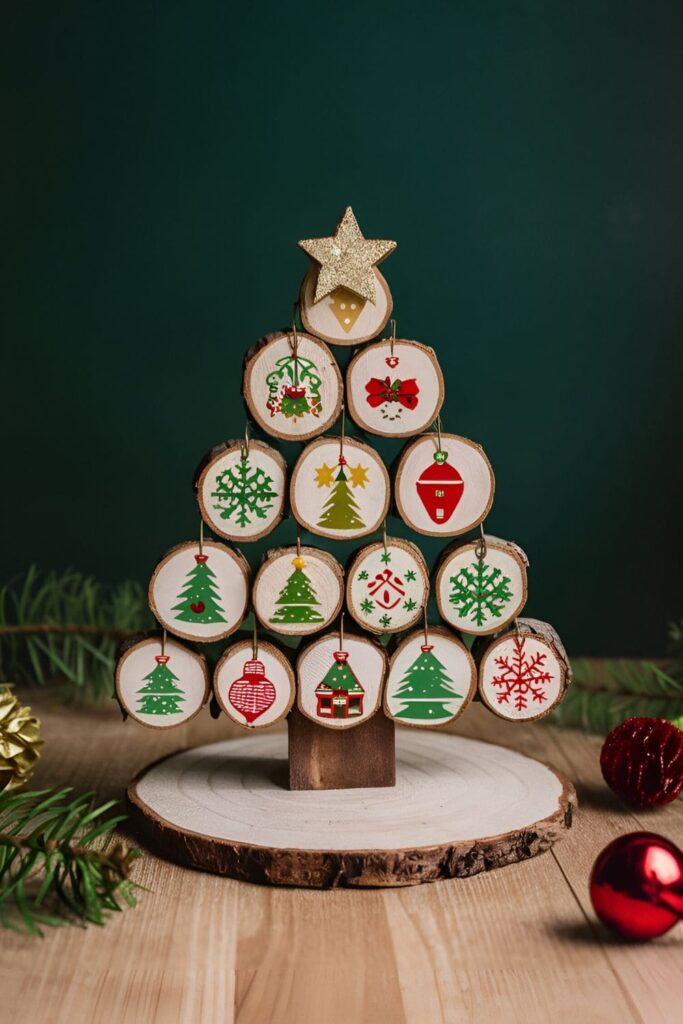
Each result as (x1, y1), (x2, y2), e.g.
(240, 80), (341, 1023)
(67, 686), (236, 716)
(266, 355), (322, 422)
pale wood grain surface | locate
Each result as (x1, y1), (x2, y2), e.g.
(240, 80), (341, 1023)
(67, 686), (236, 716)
(2, 693), (681, 1024)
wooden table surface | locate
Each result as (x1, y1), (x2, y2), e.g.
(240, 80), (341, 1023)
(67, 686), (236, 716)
(2, 695), (681, 1024)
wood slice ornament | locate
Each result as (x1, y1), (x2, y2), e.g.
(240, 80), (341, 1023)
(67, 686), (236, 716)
(346, 536), (429, 634)
(214, 639), (295, 729)
(435, 534), (529, 636)
(346, 338), (444, 437)
(298, 206), (396, 346)
(476, 618), (571, 722)
(252, 545), (343, 637)
(195, 439), (286, 542)
(395, 432), (495, 537)
(243, 331), (342, 441)
(297, 629), (388, 729)
(116, 636), (209, 729)
(148, 540), (249, 643)
(290, 435), (390, 541)
(384, 626), (476, 728)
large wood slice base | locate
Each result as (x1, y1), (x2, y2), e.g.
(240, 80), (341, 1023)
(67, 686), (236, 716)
(127, 731), (576, 889)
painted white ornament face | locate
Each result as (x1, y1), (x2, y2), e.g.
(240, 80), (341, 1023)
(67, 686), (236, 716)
(214, 641), (295, 729)
(149, 541), (249, 642)
(116, 638), (208, 728)
(346, 340), (444, 437)
(348, 543), (428, 633)
(244, 332), (342, 441)
(436, 542), (526, 636)
(197, 443), (286, 541)
(297, 634), (386, 729)
(385, 631), (476, 727)
(290, 439), (389, 540)
(479, 634), (564, 721)
(253, 548), (343, 636)
(396, 434), (494, 537)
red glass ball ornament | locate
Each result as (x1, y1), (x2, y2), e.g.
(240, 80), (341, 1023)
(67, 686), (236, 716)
(589, 832), (683, 940)
(600, 717), (683, 808)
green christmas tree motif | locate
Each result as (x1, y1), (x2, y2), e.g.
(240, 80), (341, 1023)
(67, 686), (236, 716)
(449, 560), (513, 628)
(137, 655), (185, 716)
(269, 557), (324, 626)
(172, 553), (226, 625)
(317, 458), (365, 531)
(393, 644), (461, 721)
(212, 455), (278, 528)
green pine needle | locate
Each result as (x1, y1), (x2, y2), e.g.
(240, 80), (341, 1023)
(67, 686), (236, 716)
(0, 567), (153, 702)
(0, 786), (141, 936)
(549, 652), (683, 734)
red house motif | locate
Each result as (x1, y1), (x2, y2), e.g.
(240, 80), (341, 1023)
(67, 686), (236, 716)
(315, 650), (365, 720)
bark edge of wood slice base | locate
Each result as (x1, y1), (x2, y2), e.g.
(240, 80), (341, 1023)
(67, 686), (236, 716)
(126, 731), (576, 888)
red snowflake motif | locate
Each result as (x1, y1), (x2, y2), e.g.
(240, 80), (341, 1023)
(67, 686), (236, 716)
(491, 636), (553, 711)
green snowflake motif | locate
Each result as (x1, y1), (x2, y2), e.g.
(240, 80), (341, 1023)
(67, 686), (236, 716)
(404, 570), (417, 582)
(380, 550), (392, 564)
(449, 560), (513, 628)
(403, 598), (417, 612)
(357, 570), (370, 581)
(360, 598), (375, 615)
(379, 614), (392, 628)
(212, 457), (278, 528)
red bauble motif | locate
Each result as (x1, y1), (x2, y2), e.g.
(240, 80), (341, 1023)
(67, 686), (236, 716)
(600, 717), (683, 808)
(385, 355), (400, 369)
(190, 601), (206, 614)
(416, 454), (464, 524)
(590, 832), (683, 940)
(228, 658), (276, 724)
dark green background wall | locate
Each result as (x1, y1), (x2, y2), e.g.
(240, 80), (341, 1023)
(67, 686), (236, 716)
(3, 3), (682, 656)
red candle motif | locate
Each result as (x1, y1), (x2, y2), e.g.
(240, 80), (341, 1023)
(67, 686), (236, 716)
(416, 451), (464, 524)
(228, 658), (277, 724)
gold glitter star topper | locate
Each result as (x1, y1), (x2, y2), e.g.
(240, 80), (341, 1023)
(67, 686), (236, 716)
(299, 207), (396, 305)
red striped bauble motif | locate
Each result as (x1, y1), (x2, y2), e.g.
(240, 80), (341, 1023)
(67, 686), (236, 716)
(228, 659), (277, 723)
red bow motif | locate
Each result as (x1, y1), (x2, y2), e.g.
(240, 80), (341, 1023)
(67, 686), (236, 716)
(365, 376), (420, 410)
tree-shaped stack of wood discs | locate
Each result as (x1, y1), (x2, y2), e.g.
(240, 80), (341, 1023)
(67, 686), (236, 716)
(120, 208), (575, 887)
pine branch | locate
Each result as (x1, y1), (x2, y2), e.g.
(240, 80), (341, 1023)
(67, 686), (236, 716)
(0, 567), (153, 703)
(0, 786), (140, 935)
(549, 657), (683, 734)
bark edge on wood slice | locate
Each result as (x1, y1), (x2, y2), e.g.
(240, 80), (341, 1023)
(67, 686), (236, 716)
(148, 539), (250, 644)
(115, 635), (209, 730)
(195, 439), (287, 543)
(296, 629), (388, 729)
(126, 730), (576, 887)
(243, 331), (343, 442)
(394, 432), (495, 538)
(384, 625), (477, 728)
(474, 617), (572, 723)
(288, 704), (395, 790)
(289, 435), (390, 541)
(346, 338), (445, 438)
(214, 638), (295, 730)
(299, 266), (393, 346)
(435, 535), (528, 637)
(346, 537), (429, 635)
(252, 545), (344, 637)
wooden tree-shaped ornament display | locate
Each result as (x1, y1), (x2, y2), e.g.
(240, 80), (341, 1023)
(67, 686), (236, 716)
(122, 209), (576, 890)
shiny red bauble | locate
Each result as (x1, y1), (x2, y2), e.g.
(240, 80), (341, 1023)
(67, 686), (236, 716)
(600, 717), (683, 808)
(590, 832), (683, 940)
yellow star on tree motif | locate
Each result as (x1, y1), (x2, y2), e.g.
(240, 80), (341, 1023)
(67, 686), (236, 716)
(314, 463), (336, 487)
(348, 464), (369, 489)
(299, 207), (396, 305)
